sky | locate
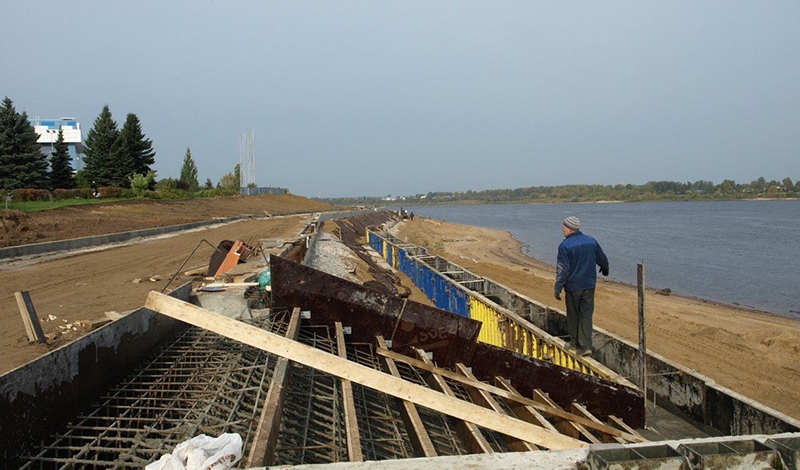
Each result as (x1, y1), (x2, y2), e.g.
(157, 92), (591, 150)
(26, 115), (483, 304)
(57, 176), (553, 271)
(3, 1), (799, 198)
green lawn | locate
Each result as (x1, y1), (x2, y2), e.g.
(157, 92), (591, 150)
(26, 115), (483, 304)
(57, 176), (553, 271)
(4, 197), (133, 212)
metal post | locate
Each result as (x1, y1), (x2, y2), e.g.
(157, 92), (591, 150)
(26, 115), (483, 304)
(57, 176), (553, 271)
(637, 263), (647, 425)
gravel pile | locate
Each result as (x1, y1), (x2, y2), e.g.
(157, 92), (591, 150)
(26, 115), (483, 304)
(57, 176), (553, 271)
(306, 232), (360, 282)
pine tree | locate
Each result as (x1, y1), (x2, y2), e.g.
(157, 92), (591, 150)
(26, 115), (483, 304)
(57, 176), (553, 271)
(0, 97), (49, 189)
(84, 105), (125, 187)
(119, 113), (155, 177)
(179, 148), (199, 192)
(49, 128), (75, 189)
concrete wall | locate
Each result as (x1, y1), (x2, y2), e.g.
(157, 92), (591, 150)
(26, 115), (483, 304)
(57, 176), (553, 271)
(0, 282), (193, 464)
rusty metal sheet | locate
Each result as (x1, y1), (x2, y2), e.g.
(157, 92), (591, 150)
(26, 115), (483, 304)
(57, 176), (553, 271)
(468, 342), (645, 428)
(271, 256), (480, 365)
(390, 302), (479, 369)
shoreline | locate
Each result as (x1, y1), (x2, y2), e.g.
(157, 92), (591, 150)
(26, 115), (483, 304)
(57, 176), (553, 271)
(393, 217), (800, 419)
(385, 197), (800, 207)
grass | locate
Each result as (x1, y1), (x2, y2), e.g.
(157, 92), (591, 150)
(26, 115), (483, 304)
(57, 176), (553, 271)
(4, 198), (133, 212)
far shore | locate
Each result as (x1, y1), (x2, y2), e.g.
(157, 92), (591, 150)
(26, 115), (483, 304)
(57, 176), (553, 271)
(384, 196), (800, 207)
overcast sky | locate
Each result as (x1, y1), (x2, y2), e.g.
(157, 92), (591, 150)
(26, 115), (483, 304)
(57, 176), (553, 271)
(3, 1), (799, 197)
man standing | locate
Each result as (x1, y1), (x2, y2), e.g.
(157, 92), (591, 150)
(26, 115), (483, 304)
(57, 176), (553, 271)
(554, 216), (609, 357)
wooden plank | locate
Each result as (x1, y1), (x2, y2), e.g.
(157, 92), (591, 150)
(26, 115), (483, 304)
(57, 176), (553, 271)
(637, 262), (648, 427)
(246, 308), (302, 467)
(571, 403), (624, 444)
(414, 350), (493, 454)
(608, 415), (646, 442)
(455, 364), (537, 452)
(493, 377), (559, 435)
(376, 336), (438, 458)
(375, 346), (643, 442)
(15, 291), (46, 343)
(144, 292), (585, 450)
(336, 322), (363, 462)
(532, 389), (600, 444)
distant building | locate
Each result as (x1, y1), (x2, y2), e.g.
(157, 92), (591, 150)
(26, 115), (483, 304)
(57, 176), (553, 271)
(29, 117), (84, 170)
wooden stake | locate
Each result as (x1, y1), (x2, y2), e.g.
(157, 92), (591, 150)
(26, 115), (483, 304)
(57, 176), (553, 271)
(145, 291), (586, 450)
(16, 291), (46, 343)
(637, 262), (647, 426)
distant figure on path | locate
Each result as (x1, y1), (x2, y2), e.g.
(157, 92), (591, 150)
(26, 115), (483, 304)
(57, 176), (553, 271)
(554, 216), (609, 357)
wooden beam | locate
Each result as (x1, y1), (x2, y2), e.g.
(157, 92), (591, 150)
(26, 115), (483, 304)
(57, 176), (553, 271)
(376, 336), (438, 458)
(15, 291), (46, 343)
(532, 389), (600, 444)
(608, 415), (646, 442)
(455, 364), (537, 452)
(336, 322), (363, 462)
(571, 403), (624, 444)
(493, 377), (559, 436)
(415, 350), (493, 454)
(375, 346), (643, 442)
(145, 292), (585, 450)
(246, 308), (301, 467)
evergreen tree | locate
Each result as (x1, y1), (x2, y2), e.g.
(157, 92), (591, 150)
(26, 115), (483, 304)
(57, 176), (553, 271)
(234, 163), (241, 188)
(84, 105), (125, 186)
(0, 97), (49, 189)
(119, 113), (155, 177)
(179, 148), (199, 192)
(49, 128), (75, 189)
(204, 178), (213, 189)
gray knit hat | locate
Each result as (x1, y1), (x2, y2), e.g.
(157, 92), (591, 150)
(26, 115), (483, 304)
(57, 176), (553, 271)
(563, 216), (581, 230)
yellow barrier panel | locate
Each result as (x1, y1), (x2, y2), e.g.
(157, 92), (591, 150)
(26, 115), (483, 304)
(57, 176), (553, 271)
(468, 292), (598, 377)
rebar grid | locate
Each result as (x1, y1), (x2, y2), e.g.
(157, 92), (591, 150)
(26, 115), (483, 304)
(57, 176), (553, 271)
(347, 344), (414, 461)
(273, 325), (347, 466)
(392, 361), (468, 456)
(18, 313), (287, 470)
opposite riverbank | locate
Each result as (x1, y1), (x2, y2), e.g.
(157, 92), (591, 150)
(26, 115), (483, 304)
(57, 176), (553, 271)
(392, 217), (800, 419)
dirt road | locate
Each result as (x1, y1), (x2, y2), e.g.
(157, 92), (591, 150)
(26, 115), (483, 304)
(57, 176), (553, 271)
(0, 194), (334, 247)
(0, 215), (310, 374)
(394, 218), (800, 419)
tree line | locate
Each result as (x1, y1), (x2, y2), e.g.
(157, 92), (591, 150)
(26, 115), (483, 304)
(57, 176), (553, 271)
(322, 177), (800, 206)
(0, 97), (243, 199)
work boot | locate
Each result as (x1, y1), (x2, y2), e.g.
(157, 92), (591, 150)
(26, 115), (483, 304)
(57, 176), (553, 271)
(579, 348), (593, 357)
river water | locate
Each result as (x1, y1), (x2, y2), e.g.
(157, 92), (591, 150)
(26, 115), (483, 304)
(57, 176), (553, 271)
(397, 201), (800, 318)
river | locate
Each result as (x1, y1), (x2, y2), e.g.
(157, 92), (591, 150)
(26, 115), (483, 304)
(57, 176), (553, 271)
(396, 201), (800, 318)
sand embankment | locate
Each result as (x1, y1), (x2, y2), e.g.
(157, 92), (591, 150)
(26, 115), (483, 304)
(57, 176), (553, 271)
(394, 218), (800, 419)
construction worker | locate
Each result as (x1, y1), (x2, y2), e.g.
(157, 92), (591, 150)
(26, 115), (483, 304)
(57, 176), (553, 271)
(554, 216), (609, 357)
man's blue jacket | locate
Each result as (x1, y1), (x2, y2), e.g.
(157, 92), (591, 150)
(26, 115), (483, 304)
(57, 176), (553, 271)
(555, 231), (609, 292)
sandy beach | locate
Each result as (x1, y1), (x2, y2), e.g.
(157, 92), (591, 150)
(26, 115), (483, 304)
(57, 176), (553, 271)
(393, 217), (800, 419)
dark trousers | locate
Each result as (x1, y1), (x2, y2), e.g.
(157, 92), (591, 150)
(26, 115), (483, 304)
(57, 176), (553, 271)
(565, 288), (595, 349)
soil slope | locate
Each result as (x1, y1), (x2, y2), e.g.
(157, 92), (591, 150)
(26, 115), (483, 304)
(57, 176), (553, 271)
(394, 218), (800, 419)
(1, 194), (335, 247)
(0, 215), (309, 374)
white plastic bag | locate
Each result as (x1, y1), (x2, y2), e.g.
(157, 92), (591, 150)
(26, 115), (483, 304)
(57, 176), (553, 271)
(146, 433), (243, 470)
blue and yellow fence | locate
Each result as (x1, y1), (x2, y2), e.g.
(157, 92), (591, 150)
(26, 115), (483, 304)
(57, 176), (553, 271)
(366, 227), (608, 380)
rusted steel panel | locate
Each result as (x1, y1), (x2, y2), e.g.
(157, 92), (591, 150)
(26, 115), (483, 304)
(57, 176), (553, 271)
(271, 256), (479, 366)
(468, 342), (645, 428)
(390, 302), (479, 369)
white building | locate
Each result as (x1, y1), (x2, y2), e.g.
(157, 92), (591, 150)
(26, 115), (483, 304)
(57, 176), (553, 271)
(30, 117), (85, 170)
